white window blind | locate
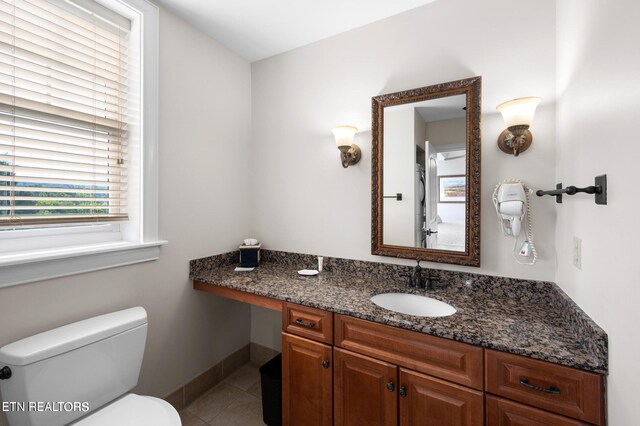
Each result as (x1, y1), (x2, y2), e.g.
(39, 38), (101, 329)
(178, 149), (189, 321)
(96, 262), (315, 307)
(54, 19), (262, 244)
(0, 0), (130, 226)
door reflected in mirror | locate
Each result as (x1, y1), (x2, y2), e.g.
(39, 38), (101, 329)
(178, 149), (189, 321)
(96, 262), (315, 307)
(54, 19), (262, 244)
(382, 94), (467, 251)
(372, 77), (481, 267)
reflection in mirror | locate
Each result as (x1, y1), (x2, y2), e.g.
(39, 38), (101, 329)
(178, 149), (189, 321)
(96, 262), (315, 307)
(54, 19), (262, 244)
(382, 94), (467, 251)
(371, 76), (481, 267)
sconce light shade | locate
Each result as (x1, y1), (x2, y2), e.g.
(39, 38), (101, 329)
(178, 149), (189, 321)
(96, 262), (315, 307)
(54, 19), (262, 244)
(496, 97), (541, 127)
(332, 125), (361, 168)
(332, 126), (358, 147)
(496, 97), (541, 157)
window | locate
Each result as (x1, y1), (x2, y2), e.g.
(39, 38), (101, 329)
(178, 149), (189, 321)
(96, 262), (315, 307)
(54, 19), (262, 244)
(0, 0), (162, 287)
(0, 0), (129, 226)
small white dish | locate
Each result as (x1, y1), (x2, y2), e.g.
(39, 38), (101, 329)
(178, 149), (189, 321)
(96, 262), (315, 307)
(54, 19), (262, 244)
(243, 238), (258, 246)
(297, 269), (319, 276)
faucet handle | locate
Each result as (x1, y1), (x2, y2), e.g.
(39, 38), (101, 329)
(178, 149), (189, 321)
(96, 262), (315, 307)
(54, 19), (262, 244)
(423, 275), (441, 290)
(400, 273), (414, 288)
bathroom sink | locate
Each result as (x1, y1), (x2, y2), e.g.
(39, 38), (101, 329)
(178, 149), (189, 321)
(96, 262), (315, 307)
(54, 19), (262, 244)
(370, 293), (456, 317)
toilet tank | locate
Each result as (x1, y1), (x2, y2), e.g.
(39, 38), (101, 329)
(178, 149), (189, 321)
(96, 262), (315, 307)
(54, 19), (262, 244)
(0, 307), (148, 426)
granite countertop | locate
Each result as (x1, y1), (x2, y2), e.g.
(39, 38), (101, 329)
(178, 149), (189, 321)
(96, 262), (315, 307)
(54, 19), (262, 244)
(190, 251), (608, 374)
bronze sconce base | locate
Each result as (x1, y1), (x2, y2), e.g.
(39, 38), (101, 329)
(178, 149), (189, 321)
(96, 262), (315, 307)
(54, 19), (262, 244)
(339, 144), (361, 168)
(497, 126), (533, 156)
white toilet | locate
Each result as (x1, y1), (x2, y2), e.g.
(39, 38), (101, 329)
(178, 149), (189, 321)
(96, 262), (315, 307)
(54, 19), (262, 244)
(0, 307), (181, 426)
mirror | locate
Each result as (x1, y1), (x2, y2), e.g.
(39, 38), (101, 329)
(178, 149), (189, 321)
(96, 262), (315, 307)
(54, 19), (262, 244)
(371, 77), (481, 266)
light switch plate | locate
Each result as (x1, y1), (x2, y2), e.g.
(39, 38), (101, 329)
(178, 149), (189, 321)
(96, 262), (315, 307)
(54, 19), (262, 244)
(573, 237), (582, 270)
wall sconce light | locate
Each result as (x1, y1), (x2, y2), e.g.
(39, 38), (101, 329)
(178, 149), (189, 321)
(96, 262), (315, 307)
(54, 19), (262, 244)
(496, 97), (541, 157)
(332, 125), (361, 168)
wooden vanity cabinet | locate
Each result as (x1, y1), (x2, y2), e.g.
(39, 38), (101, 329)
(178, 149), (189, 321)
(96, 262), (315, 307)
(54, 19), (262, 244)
(334, 314), (483, 390)
(333, 347), (482, 426)
(280, 302), (606, 426)
(485, 349), (606, 425)
(282, 332), (333, 426)
(486, 396), (593, 426)
(333, 314), (484, 426)
(333, 347), (397, 426)
(281, 303), (335, 426)
(399, 368), (483, 426)
(283, 303), (334, 344)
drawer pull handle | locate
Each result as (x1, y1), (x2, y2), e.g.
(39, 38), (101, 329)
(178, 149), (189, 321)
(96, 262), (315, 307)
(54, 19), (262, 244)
(386, 381), (394, 392)
(399, 386), (407, 397)
(322, 360), (330, 369)
(519, 378), (560, 395)
(294, 318), (316, 328)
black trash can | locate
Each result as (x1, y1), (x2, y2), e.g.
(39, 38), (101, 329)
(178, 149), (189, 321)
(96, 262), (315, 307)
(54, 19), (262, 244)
(259, 353), (282, 426)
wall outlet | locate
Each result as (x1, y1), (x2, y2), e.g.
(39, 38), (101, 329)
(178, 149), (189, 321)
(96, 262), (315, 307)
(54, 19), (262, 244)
(573, 237), (582, 270)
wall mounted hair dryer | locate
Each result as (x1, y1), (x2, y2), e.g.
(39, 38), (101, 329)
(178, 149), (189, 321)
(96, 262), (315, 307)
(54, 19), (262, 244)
(493, 180), (537, 265)
(495, 183), (526, 236)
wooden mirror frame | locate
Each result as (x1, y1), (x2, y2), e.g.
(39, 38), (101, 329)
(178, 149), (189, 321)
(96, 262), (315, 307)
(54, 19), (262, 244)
(371, 76), (481, 267)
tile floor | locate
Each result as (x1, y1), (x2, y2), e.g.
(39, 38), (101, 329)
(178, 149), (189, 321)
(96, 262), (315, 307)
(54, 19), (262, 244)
(179, 362), (267, 426)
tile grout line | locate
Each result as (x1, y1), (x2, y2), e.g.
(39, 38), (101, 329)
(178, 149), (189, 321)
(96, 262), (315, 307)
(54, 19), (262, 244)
(187, 393), (235, 425)
(192, 410), (211, 426)
(185, 362), (263, 426)
(202, 382), (262, 425)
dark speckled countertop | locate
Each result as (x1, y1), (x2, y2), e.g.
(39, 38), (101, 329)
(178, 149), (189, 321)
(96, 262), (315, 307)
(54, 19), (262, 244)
(190, 250), (608, 374)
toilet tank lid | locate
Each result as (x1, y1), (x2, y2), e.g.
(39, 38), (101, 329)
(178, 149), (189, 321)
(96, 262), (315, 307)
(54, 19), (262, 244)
(0, 307), (147, 367)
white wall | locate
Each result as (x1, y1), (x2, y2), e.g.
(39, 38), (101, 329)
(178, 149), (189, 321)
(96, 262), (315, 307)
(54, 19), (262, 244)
(0, 7), (253, 421)
(250, 306), (283, 352)
(426, 117), (466, 151)
(414, 110), (427, 153)
(555, 0), (640, 423)
(250, 0), (557, 281)
(437, 155), (466, 223)
(427, 118), (466, 223)
(382, 107), (416, 246)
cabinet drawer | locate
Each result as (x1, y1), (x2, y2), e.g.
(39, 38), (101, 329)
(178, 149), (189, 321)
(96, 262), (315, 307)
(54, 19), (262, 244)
(486, 395), (592, 426)
(335, 314), (483, 389)
(485, 349), (605, 425)
(282, 303), (333, 344)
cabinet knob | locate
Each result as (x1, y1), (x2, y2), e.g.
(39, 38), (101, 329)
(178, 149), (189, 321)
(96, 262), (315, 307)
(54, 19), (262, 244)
(322, 360), (330, 369)
(0, 366), (11, 380)
(386, 381), (395, 392)
(399, 386), (407, 397)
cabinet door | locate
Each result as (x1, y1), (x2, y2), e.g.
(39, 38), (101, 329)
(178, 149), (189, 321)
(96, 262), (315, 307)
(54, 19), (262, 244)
(334, 347), (398, 426)
(486, 395), (592, 426)
(282, 332), (332, 426)
(399, 368), (483, 426)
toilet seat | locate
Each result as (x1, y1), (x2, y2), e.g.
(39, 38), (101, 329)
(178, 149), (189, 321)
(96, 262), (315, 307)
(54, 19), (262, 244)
(70, 393), (181, 426)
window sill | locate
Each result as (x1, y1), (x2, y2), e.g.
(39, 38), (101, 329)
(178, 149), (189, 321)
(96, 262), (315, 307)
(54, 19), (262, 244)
(0, 240), (168, 288)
